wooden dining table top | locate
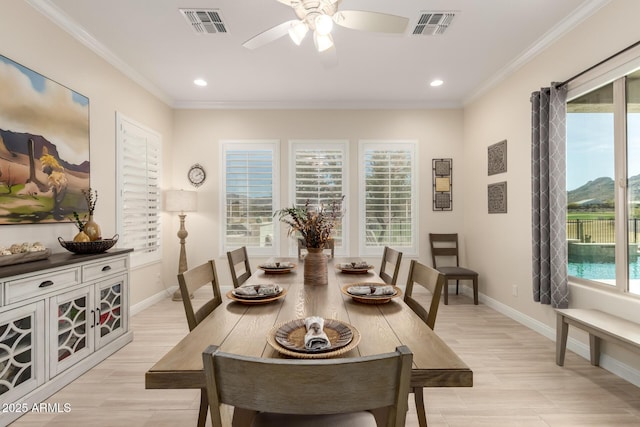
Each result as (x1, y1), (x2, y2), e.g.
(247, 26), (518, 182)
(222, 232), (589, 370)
(145, 258), (473, 390)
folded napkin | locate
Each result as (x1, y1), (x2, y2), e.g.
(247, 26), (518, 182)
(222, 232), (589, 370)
(233, 285), (258, 296)
(303, 316), (331, 351)
(234, 284), (281, 297)
(340, 262), (369, 269)
(372, 285), (395, 296)
(257, 284), (280, 296)
(347, 285), (395, 296)
(262, 262), (291, 269)
(347, 285), (373, 296)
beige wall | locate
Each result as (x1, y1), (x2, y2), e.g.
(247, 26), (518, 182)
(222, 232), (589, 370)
(463, 0), (640, 370)
(169, 109), (465, 288)
(4, 0), (640, 379)
(0, 2), (173, 305)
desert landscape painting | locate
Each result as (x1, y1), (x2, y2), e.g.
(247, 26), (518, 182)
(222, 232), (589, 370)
(0, 54), (90, 224)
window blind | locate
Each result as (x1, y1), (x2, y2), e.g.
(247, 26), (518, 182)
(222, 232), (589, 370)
(361, 143), (416, 253)
(293, 145), (345, 248)
(223, 143), (277, 253)
(116, 113), (162, 266)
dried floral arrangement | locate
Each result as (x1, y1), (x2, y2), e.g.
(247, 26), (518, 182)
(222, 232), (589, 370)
(275, 197), (344, 249)
(71, 188), (98, 224)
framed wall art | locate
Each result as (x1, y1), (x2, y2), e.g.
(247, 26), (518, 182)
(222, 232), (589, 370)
(488, 181), (507, 213)
(488, 139), (507, 175)
(432, 158), (452, 211)
(0, 54), (90, 224)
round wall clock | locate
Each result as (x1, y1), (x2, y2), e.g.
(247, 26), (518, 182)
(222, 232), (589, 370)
(188, 163), (206, 187)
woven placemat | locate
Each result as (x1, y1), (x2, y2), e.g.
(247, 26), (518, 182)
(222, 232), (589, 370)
(267, 319), (361, 359)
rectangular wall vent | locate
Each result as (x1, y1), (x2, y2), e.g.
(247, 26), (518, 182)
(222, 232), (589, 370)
(412, 12), (455, 36)
(180, 9), (228, 34)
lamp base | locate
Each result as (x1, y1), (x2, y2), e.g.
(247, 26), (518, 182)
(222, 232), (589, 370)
(172, 288), (193, 301)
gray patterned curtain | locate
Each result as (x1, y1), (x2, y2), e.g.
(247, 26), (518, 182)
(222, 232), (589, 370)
(531, 85), (569, 308)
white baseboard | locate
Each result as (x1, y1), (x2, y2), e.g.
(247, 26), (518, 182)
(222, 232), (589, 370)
(468, 287), (640, 388)
(131, 286), (177, 316)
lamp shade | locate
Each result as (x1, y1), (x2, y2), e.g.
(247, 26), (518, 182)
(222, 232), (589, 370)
(165, 189), (197, 213)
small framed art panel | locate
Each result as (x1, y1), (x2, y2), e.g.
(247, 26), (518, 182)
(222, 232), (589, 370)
(488, 139), (507, 175)
(488, 181), (507, 213)
(432, 158), (452, 211)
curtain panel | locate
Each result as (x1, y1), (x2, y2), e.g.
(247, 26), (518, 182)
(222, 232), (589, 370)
(531, 85), (569, 308)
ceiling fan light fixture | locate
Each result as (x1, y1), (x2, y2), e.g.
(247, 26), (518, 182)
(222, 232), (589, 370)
(314, 14), (333, 36)
(313, 31), (334, 52)
(288, 20), (309, 45)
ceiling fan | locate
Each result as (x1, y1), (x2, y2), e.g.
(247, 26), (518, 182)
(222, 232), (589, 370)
(243, 0), (409, 52)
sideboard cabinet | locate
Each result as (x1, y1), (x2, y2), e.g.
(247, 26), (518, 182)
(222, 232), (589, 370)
(0, 249), (133, 425)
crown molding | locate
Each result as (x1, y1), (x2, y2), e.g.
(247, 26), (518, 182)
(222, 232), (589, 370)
(172, 99), (463, 110)
(26, 0), (173, 106)
(463, 0), (611, 105)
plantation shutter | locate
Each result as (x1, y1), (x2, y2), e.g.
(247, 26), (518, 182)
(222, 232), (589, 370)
(361, 142), (416, 254)
(223, 142), (277, 254)
(293, 145), (345, 248)
(116, 113), (162, 266)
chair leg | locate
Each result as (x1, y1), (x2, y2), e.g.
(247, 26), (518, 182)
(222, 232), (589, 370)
(413, 387), (428, 427)
(456, 280), (459, 295)
(197, 388), (208, 427)
(443, 279), (449, 305)
(473, 276), (478, 305)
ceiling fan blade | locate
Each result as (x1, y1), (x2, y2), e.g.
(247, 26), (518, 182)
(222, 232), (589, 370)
(333, 10), (409, 34)
(243, 20), (300, 50)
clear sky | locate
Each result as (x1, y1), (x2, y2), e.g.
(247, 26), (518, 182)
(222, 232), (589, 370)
(566, 112), (640, 191)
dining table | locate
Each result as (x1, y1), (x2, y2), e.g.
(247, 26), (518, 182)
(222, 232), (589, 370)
(145, 257), (472, 402)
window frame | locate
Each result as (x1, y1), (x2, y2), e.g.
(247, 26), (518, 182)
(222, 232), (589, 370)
(566, 49), (640, 295)
(115, 112), (162, 268)
(220, 140), (280, 256)
(288, 140), (349, 257)
(358, 140), (418, 257)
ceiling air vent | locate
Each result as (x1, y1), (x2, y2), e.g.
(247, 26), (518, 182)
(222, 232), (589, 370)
(412, 12), (455, 36)
(180, 9), (228, 34)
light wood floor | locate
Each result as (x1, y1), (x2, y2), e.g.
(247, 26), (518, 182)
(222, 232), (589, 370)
(12, 287), (640, 426)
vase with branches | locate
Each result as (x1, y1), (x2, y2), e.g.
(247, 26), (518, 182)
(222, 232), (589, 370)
(275, 196), (344, 249)
(275, 197), (344, 285)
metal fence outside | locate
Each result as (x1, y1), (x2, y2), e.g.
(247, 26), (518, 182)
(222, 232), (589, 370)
(567, 218), (640, 243)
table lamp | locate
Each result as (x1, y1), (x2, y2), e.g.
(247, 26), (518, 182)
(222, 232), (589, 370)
(165, 189), (197, 301)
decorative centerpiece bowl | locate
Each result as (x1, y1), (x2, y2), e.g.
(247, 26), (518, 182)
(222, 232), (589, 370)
(58, 235), (118, 254)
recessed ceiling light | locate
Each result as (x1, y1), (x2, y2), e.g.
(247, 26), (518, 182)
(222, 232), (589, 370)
(194, 79), (208, 87)
(430, 79), (444, 87)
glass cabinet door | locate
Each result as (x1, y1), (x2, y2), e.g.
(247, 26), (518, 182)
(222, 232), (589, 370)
(95, 276), (127, 349)
(0, 302), (45, 405)
(49, 286), (94, 377)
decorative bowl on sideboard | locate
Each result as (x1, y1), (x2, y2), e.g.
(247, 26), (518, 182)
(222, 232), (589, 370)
(58, 235), (118, 254)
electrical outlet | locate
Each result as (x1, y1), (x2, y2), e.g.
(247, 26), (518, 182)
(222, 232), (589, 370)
(512, 285), (518, 297)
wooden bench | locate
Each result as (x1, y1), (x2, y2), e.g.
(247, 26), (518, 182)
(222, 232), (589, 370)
(556, 308), (640, 366)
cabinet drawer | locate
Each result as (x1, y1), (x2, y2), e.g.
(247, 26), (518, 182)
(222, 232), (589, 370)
(82, 256), (128, 282)
(5, 268), (81, 304)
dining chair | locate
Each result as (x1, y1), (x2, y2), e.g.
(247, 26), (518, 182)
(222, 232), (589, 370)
(403, 259), (445, 427)
(227, 246), (251, 288)
(177, 259), (223, 427)
(429, 233), (479, 305)
(379, 246), (403, 286)
(202, 344), (413, 427)
(297, 238), (335, 259)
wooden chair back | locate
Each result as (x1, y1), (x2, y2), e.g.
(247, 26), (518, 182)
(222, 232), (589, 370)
(227, 246), (251, 288)
(379, 246), (403, 286)
(404, 260), (445, 330)
(177, 260), (223, 332)
(297, 238), (335, 259)
(202, 345), (413, 427)
(429, 233), (460, 268)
